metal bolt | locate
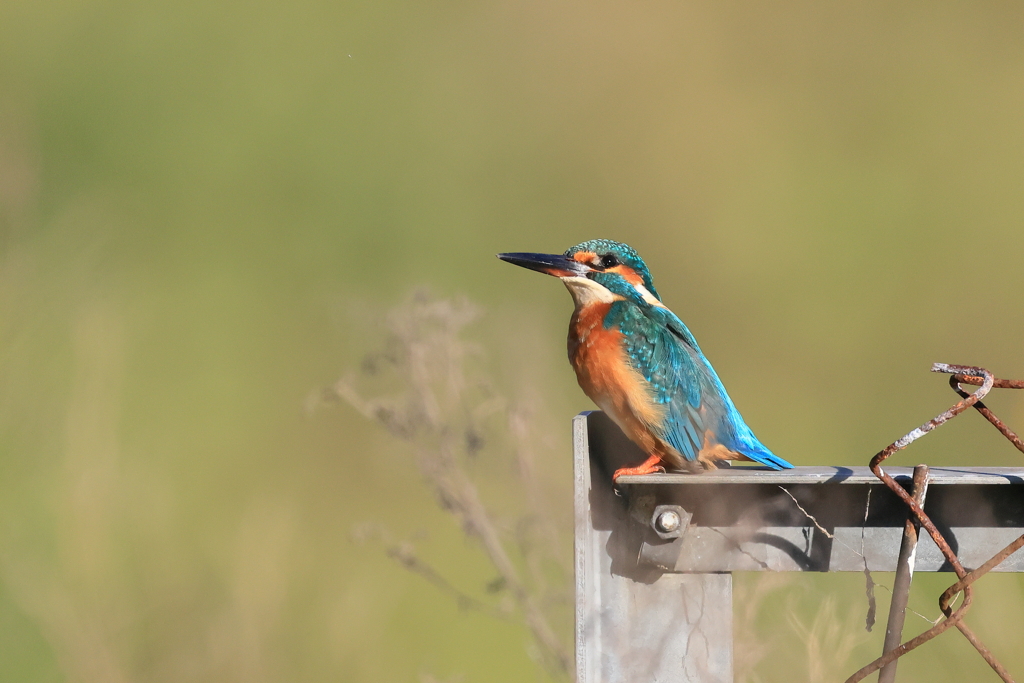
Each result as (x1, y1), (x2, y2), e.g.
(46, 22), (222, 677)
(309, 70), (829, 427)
(655, 510), (681, 533)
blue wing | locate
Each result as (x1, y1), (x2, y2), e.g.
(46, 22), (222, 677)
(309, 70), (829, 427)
(611, 301), (792, 470)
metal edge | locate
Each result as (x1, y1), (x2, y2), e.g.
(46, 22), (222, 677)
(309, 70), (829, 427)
(617, 466), (1024, 486)
(573, 411), (592, 683)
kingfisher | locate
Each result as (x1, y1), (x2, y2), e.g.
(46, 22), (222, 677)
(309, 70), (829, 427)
(498, 239), (793, 481)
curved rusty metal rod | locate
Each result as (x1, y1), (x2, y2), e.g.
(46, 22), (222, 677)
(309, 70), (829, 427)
(914, 367), (1016, 681)
(941, 534), (1024, 611)
(846, 594), (973, 682)
(949, 375), (1024, 454)
(846, 365), (1008, 683)
(942, 371), (1024, 682)
(950, 614), (1015, 683)
(943, 370), (1024, 604)
(851, 364), (1024, 682)
(949, 373), (1024, 390)
(943, 368), (1024, 681)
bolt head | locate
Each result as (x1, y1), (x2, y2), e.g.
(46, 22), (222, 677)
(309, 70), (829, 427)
(655, 510), (681, 533)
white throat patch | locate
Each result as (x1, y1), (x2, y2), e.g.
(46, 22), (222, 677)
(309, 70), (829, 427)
(561, 276), (619, 307)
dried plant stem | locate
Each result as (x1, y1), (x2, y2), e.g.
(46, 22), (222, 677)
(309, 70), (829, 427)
(325, 293), (570, 678)
(384, 543), (509, 620)
(436, 461), (570, 673)
(342, 378), (570, 674)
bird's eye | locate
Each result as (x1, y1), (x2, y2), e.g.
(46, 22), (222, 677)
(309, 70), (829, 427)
(600, 254), (619, 269)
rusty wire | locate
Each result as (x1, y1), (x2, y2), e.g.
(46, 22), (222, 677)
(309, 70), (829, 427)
(949, 374), (1024, 454)
(845, 363), (1024, 683)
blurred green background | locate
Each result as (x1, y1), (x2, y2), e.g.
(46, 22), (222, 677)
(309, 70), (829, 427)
(2, 1), (1024, 681)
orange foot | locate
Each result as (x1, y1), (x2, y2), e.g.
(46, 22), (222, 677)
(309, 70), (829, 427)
(612, 454), (665, 483)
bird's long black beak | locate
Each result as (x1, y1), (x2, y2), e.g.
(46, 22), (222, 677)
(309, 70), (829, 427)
(497, 252), (591, 278)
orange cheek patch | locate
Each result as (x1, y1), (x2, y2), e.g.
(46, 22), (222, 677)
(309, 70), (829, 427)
(607, 265), (643, 286)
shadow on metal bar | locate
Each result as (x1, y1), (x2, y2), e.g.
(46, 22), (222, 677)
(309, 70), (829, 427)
(845, 363), (1024, 683)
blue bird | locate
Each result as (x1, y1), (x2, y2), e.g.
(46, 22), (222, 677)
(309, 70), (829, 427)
(498, 239), (793, 481)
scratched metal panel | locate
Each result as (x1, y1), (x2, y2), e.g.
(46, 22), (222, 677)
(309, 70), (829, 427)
(575, 413), (733, 683)
(831, 526), (1024, 572)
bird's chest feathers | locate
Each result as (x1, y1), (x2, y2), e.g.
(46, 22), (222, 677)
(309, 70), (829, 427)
(568, 303), (616, 365)
(568, 303), (664, 428)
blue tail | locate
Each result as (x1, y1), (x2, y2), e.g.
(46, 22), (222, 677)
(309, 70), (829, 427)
(739, 437), (793, 470)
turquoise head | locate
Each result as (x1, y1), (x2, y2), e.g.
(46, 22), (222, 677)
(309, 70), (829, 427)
(498, 239), (662, 306)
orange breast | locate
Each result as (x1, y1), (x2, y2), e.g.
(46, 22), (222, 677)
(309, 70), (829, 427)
(568, 304), (676, 465)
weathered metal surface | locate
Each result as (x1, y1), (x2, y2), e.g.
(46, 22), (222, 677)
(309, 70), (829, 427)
(584, 410), (1024, 574)
(575, 412), (733, 683)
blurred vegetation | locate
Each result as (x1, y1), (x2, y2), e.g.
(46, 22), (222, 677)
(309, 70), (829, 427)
(317, 291), (573, 677)
(1, 0), (1023, 681)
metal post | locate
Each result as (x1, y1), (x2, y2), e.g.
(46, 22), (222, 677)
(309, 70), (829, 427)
(878, 464), (930, 683)
(575, 412), (733, 683)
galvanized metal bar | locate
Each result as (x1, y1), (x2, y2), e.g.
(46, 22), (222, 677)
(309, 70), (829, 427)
(604, 407), (1024, 574)
(626, 476), (1024, 573)
(575, 412), (733, 683)
(878, 464), (930, 683)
